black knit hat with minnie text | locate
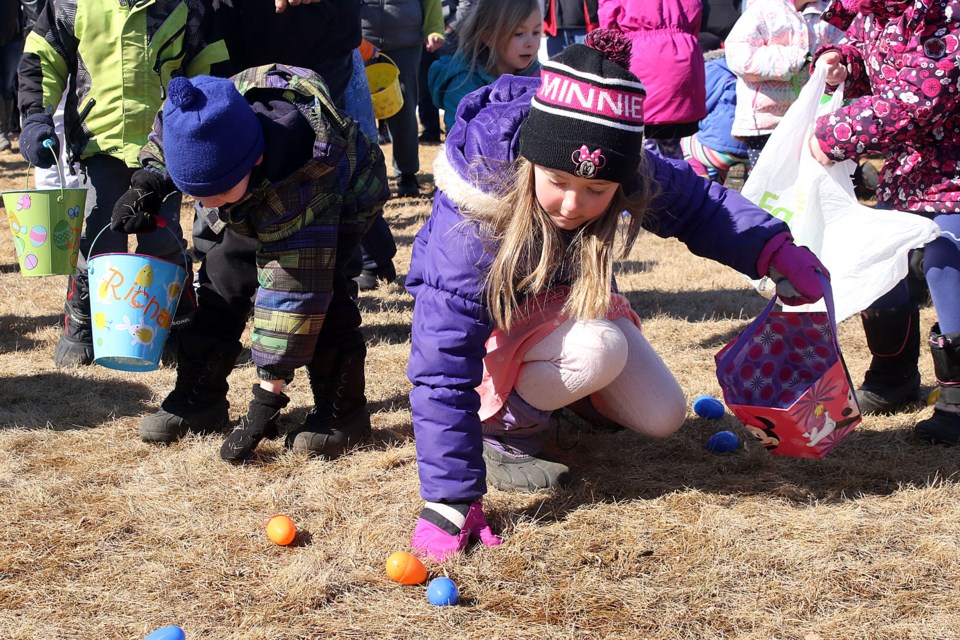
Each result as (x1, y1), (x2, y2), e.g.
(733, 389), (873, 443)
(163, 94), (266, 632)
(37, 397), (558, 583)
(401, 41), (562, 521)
(519, 29), (646, 184)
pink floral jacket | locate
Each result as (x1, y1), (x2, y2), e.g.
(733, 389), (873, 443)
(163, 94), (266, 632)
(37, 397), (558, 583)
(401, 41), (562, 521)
(813, 0), (960, 214)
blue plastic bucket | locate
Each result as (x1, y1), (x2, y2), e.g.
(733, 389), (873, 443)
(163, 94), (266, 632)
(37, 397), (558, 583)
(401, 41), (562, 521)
(87, 228), (187, 372)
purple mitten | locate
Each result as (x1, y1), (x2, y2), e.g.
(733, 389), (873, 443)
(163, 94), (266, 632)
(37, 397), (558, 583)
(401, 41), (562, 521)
(757, 233), (830, 306)
(411, 499), (502, 562)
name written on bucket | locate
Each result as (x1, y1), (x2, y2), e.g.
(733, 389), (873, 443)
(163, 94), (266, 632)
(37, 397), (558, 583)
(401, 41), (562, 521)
(95, 262), (175, 331)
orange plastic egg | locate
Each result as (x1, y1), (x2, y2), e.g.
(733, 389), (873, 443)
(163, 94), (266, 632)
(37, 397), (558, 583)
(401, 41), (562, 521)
(266, 514), (297, 546)
(385, 551), (427, 585)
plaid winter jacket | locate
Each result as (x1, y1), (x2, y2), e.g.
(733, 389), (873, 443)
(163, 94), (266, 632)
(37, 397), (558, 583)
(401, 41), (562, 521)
(141, 64), (390, 375)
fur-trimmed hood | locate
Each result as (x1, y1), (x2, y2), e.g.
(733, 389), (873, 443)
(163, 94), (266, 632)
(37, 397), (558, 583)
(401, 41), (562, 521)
(433, 75), (539, 215)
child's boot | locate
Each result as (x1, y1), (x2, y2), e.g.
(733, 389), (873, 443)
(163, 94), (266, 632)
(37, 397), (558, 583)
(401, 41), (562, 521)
(411, 499), (502, 562)
(139, 332), (241, 443)
(53, 271), (94, 367)
(482, 391), (571, 492)
(915, 325), (960, 445)
(856, 306), (921, 414)
(286, 337), (371, 458)
(221, 384), (290, 463)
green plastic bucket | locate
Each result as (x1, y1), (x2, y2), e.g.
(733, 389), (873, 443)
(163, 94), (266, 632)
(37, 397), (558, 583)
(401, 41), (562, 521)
(3, 188), (86, 276)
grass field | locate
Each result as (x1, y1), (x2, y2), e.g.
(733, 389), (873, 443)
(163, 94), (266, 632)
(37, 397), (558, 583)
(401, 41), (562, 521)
(1, 141), (958, 640)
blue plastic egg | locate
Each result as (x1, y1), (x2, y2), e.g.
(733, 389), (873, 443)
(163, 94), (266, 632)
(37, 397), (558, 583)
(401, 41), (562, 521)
(692, 395), (725, 419)
(144, 626), (186, 640)
(706, 430), (740, 453)
(427, 577), (459, 606)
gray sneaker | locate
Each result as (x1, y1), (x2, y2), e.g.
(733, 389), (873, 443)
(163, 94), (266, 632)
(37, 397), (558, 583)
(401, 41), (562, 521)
(482, 434), (571, 492)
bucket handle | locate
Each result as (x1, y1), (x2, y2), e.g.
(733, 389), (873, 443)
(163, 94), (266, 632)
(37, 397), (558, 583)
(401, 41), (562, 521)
(371, 52), (400, 71)
(23, 139), (69, 204)
(88, 218), (192, 281)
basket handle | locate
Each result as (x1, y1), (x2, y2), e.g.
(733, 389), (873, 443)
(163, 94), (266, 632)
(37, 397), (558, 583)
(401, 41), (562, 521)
(23, 139), (69, 203)
(372, 52), (399, 69)
(88, 218), (192, 279)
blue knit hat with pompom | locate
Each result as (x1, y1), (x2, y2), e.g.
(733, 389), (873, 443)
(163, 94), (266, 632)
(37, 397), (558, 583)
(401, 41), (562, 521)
(162, 75), (264, 197)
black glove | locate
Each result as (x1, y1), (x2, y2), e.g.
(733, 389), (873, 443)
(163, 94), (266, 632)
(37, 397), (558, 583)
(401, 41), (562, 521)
(109, 169), (173, 234)
(19, 113), (59, 168)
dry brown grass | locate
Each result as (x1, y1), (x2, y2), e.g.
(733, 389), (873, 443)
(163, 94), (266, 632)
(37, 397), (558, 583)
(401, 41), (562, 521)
(1, 142), (959, 640)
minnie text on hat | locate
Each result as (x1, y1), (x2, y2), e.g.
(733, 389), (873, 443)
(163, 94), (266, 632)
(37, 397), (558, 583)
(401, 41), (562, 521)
(536, 69), (645, 131)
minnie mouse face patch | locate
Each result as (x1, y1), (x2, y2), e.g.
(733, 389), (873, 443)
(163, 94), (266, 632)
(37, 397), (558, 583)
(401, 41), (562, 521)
(571, 145), (606, 178)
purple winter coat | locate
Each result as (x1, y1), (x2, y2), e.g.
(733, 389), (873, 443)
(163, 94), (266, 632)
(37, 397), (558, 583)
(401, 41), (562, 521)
(405, 75), (789, 503)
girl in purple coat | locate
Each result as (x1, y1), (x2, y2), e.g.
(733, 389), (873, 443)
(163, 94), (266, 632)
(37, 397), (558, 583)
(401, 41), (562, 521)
(406, 29), (828, 562)
(810, 0), (960, 444)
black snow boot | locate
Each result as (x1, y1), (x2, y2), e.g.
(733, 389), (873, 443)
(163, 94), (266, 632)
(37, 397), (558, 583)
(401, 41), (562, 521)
(915, 325), (960, 445)
(53, 271), (94, 367)
(856, 306), (921, 414)
(286, 337), (371, 458)
(220, 384), (290, 463)
(139, 332), (241, 443)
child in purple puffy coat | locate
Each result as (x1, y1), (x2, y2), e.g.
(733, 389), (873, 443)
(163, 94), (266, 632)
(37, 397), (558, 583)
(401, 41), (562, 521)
(405, 29), (829, 562)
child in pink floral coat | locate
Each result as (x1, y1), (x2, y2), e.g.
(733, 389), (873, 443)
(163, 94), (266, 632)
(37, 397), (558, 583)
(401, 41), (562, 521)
(810, 0), (960, 445)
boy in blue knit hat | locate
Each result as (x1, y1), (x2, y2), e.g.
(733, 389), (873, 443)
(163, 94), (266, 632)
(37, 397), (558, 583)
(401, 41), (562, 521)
(111, 64), (389, 462)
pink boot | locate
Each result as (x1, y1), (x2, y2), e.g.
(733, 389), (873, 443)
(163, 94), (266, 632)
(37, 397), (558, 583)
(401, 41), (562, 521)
(411, 499), (502, 562)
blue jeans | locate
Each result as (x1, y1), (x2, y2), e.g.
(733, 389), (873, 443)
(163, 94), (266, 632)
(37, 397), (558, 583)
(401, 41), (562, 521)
(926, 213), (960, 334)
(344, 49), (377, 139)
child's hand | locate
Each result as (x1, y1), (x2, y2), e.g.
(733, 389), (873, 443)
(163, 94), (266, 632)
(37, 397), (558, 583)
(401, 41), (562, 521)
(359, 38), (380, 63)
(18, 113), (58, 168)
(425, 33), (445, 53)
(815, 51), (847, 86)
(274, 0), (316, 13)
(766, 241), (830, 306)
(110, 169), (172, 234)
(807, 133), (835, 167)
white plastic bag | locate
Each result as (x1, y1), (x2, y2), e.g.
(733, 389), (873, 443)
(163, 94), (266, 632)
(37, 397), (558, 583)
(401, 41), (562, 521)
(741, 65), (941, 322)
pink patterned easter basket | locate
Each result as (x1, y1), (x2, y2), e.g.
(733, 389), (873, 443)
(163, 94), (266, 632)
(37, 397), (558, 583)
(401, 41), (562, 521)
(715, 279), (861, 458)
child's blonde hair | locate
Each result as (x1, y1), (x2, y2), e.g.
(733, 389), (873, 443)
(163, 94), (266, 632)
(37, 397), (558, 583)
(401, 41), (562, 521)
(470, 157), (659, 331)
(457, 0), (541, 78)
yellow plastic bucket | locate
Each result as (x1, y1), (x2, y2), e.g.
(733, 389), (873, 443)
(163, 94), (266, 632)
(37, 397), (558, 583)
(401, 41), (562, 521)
(365, 54), (404, 120)
(3, 187), (86, 276)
